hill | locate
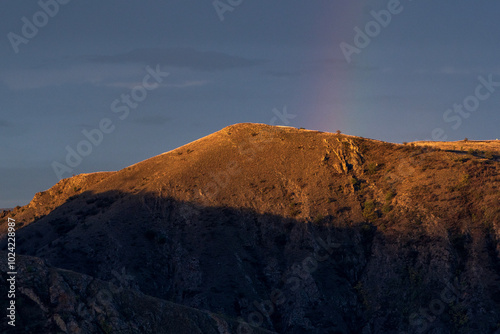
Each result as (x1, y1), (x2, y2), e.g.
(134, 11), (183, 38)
(1, 123), (500, 333)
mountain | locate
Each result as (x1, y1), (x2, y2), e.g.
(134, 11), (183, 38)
(1, 123), (500, 333)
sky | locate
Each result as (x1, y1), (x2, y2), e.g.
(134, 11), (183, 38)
(1, 0), (499, 208)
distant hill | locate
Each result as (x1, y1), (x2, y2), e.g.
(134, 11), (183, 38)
(1, 123), (499, 333)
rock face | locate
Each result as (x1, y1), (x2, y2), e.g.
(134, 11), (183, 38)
(0, 252), (274, 334)
(1, 123), (500, 333)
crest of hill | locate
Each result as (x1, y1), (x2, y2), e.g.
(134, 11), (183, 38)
(4, 123), (372, 222)
(1, 123), (500, 333)
(3, 123), (500, 231)
(412, 139), (500, 155)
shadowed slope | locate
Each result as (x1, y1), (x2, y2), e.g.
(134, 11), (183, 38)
(0, 251), (276, 334)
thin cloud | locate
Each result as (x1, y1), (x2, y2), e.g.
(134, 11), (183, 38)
(0, 64), (143, 90)
(322, 58), (385, 72)
(99, 79), (209, 90)
(166, 80), (209, 88)
(415, 66), (488, 75)
(87, 48), (267, 71)
(264, 70), (302, 78)
(131, 115), (172, 126)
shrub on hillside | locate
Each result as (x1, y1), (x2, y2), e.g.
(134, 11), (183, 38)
(363, 200), (378, 221)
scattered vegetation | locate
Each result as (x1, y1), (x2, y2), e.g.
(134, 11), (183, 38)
(99, 318), (113, 334)
(366, 162), (378, 175)
(449, 302), (469, 329)
(96, 196), (115, 209)
(363, 200), (378, 221)
(354, 281), (371, 309)
(49, 218), (76, 235)
(350, 176), (361, 191)
(289, 202), (301, 217)
(407, 267), (422, 286)
(382, 203), (392, 214)
(313, 214), (324, 224)
(77, 205), (99, 216)
(458, 174), (471, 190)
(468, 148), (479, 156)
(33, 215), (45, 221)
(385, 190), (396, 202)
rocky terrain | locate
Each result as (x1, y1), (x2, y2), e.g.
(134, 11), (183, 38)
(0, 251), (275, 334)
(1, 123), (500, 333)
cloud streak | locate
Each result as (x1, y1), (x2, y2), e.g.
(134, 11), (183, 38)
(87, 48), (266, 71)
(0, 64), (144, 90)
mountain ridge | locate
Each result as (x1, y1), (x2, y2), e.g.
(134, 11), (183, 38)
(1, 123), (499, 333)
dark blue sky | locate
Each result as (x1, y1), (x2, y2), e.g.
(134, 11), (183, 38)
(1, 0), (499, 207)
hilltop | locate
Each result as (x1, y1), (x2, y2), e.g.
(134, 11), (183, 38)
(1, 123), (499, 333)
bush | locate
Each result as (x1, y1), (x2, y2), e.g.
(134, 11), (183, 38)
(460, 174), (470, 187)
(95, 196), (114, 208)
(313, 214), (324, 224)
(289, 202), (301, 217)
(449, 302), (469, 328)
(363, 200), (378, 221)
(49, 218), (76, 235)
(366, 162), (378, 175)
(382, 203), (393, 214)
(350, 177), (361, 190)
(385, 190), (396, 202)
